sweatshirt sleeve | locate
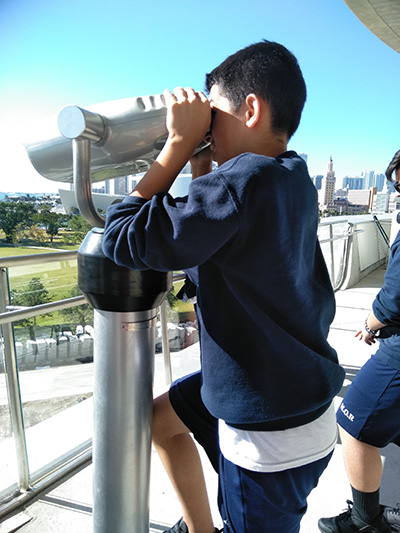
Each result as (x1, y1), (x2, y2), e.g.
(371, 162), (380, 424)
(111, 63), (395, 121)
(373, 230), (400, 325)
(101, 171), (240, 271)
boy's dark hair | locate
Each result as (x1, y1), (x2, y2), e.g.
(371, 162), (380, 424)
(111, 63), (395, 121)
(385, 149), (400, 181)
(205, 40), (307, 139)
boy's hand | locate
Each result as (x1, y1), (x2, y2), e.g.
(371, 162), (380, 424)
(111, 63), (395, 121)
(190, 146), (213, 179)
(130, 87), (211, 199)
(164, 87), (211, 153)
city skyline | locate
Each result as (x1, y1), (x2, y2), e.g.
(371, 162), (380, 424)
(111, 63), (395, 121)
(0, 0), (399, 193)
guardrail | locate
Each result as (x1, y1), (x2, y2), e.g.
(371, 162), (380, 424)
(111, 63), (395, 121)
(0, 218), (389, 518)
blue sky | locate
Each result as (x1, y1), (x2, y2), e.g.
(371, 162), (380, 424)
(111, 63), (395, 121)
(0, 0), (399, 193)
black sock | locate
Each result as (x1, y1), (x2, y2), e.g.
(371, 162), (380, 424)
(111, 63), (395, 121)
(351, 486), (381, 523)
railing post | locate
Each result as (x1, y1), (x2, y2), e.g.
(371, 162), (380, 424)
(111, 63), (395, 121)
(160, 299), (173, 385)
(0, 267), (30, 491)
(329, 223), (335, 285)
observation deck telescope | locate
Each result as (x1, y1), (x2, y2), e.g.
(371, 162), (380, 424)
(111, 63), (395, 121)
(23, 95), (208, 532)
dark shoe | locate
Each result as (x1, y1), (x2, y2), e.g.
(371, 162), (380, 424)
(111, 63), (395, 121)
(384, 504), (400, 531)
(163, 518), (188, 533)
(318, 500), (391, 532)
(163, 518), (222, 533)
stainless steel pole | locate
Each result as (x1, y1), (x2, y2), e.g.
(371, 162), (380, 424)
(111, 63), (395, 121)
(93, 309), (156, 533)
(0, 268), (30, 491)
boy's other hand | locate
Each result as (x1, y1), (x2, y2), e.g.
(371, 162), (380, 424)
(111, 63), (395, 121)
(164, 87), (211, 153)
(190, 146), (213, 179)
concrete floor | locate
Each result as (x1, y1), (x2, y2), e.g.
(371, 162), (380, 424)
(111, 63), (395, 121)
(1, 265), (400, 533)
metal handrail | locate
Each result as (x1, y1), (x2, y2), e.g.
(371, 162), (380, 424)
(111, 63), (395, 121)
(0, 296), (86, 325)
(0, 250), (77, 268)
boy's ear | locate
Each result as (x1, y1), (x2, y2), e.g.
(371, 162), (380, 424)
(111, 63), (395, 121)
(244, 93), (261, 128)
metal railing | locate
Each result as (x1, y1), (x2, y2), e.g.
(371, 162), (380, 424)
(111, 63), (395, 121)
(318, 219), (362, 291)
(0, 217), (389, 518)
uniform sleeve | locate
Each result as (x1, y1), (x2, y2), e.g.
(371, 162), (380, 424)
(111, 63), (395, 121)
(101, 171), (240, 271)
(373, 231), (400, 325)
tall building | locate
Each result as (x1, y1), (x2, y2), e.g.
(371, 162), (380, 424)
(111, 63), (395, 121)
(312, 175), (323, 190)
(362, 170), (375, 189)
(114, 176), (129, 195)
(319, 157), (336, 207)
(342, 176), (365, 190)
(374, 173), (385, 192)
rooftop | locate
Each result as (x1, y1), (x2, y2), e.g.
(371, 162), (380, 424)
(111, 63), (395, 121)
(344, 0), (400, 53)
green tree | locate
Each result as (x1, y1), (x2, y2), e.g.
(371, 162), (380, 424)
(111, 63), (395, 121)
(0, 201), (37, 243)
(66, 214), (93, 242)
(61, 285), (93, 326)
(27, 225), (48, 243)
(11, 277), (51, 341)
(36, 205), (61, 242)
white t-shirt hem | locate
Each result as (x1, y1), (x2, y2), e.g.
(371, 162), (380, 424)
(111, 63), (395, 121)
(218, 402), (337, 473)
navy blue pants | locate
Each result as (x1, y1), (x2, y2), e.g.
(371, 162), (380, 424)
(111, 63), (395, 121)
(169, 371), (332, 532)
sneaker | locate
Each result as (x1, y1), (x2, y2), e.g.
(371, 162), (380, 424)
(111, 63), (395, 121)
(163, 518), (188, 533)
(318, 500), (392, 532)
(163, 517), (222, 533)
(384, 504), (400, 531)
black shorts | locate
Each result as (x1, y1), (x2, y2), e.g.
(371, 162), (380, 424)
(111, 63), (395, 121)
(169, 370), (220, 471)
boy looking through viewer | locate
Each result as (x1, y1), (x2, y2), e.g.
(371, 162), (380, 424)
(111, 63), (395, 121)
(102, 40), (345, 533)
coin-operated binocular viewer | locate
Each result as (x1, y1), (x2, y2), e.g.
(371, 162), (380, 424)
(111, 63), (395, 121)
(23, 95), (203, 532)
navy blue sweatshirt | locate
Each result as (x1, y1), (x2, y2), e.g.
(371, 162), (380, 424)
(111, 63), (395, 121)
(102, 152), (345, 429)
(373, 229), (400, 370)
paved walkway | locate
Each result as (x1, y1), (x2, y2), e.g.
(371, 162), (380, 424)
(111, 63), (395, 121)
(2, 266), (400, 533)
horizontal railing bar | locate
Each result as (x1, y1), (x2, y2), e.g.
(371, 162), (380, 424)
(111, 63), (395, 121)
(319, 229), (363, 245)
(318, 219), (349, 227)
(0, 296), (86, 325)
(0, 448), (92, 522)
(0, 251), (77, 268)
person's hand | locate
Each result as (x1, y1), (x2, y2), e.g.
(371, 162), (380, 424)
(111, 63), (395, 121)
(355, 329), (376, 345)
(163, 87), (211, 153)
(190, 146), (213, 179)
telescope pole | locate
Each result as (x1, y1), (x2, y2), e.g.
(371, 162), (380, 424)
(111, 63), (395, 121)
(92, 308), (156, 532)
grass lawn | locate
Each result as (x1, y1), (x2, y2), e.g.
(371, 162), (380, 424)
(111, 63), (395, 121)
(1, 244), (78, 297)
(1, 241), (195, 329)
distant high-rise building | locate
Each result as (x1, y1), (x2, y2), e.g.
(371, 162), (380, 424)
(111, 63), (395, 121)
(299, 153), (308, 163)
(362, 170), (375, 189)
(374, 191), (390, 213)
(319, 157), (336, 206)
(374, 173), (385, 192)
(342, 176), (365, 190)
(311, 175), (323, 190)
(114, 176), (129, 195)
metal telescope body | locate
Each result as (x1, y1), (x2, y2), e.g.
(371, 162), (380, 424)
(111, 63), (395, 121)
(23, 96), (183, 532)
(24, 94), (208, 227)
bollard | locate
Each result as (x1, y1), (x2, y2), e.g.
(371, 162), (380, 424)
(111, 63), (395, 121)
(78, 227), (171, 532)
